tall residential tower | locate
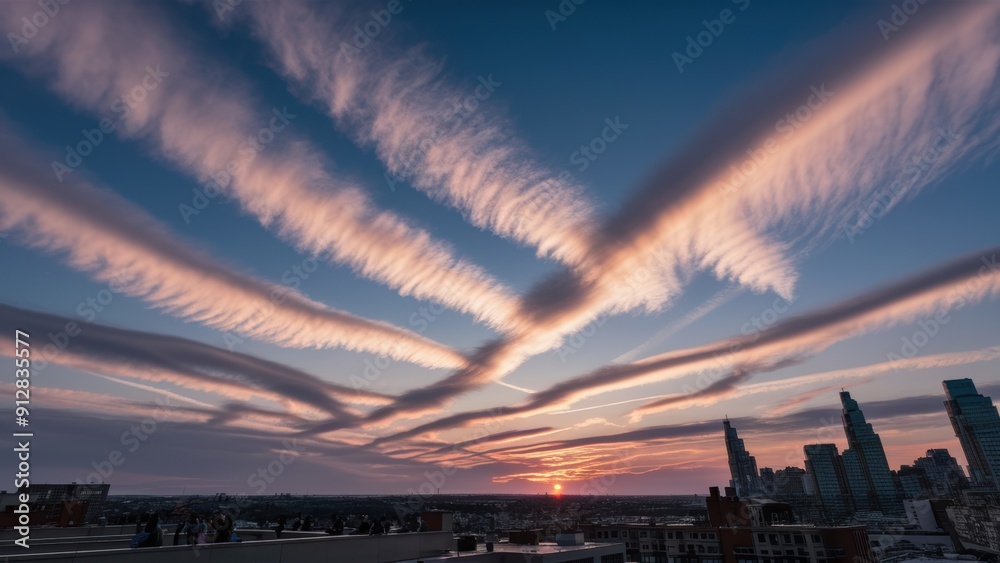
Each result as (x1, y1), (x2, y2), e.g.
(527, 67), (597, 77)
(804, 443), (852, 521)
(944, 379), (1000, 491)
(840, 391), (903, 516)
(723, 419), (760, 497)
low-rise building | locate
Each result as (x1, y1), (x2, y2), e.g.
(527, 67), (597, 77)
(945, 490), (1000, 555)
(582, 487), (874, 563)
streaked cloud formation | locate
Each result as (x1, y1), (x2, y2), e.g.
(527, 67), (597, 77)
(0, 0), (519, 330)
(244, 1), (598, 267)
(0, 127), (463, 368)
(0, 0), (998, 494)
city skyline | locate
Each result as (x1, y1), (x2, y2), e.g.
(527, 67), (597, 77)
(722, 378), (997, 526)
(1, 0), (999, 496)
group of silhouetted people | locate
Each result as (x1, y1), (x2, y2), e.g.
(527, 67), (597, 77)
(136, 509), (430, 548)
(355, 514), (392, 535)
(273, 513), (426, 538)
(157, 509), (234, 547)
(274, 512), (314, 538)
(354, 514), (425, 535)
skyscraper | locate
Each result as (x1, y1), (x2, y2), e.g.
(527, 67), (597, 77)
(944, 378), (1000, 491)
(911, 448), (969, 497)
(804, 444), (851, 521)
(840, 391), (903, 516)
(896, 465), (931, 499)
(773, 466), (808, 497)
(841, 448), (873, 512)
(723, 419), (760, 497)
(758, 467), (775, 494)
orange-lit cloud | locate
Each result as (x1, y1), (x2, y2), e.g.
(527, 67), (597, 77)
(330, 0), (1000, 428)
(0, 0), (518, 330)
(244, 1), (598, 267)
(0, 131), (463, 369)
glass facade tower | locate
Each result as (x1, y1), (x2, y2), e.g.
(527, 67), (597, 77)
(723, 419), (760, 497)
(944, 378), (1000, 491)
(840, 391), (903, 516)
(804, 443), (850, 521)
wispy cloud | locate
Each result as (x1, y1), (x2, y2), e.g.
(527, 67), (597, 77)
(368, 246), (1000, 442)
(570, 345), (1000, 417)
(242, 1), (597, 267)
(0, 0), (518, 330)
(612, 286), (745, 364)
(0, 128), (462, 369)
(330, 1), (1000, 431)
(0, 303), (396, 425)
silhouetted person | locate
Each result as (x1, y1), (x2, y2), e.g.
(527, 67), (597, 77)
(357, 515), (371, 535)
(137, 513), (163, 548)
(370, 516), (389, 535)
(302, 514), (313, 531)
(417, 516), (428, 533)
(327, 514), (344, 535)
(274, 515), (286, 539)
(212, 510), (233, 543)
(182, 514), (202, 545)
(291, 513), (303, 531)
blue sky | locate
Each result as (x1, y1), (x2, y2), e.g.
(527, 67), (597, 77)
(0, 0), (998, 495)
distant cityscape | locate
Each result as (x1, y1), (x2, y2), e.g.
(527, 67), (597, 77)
(3, 377), (1000, 562)
(722, 378), (1000, 556)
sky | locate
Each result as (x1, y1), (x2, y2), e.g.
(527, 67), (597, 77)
(0, 0), (998, 496)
